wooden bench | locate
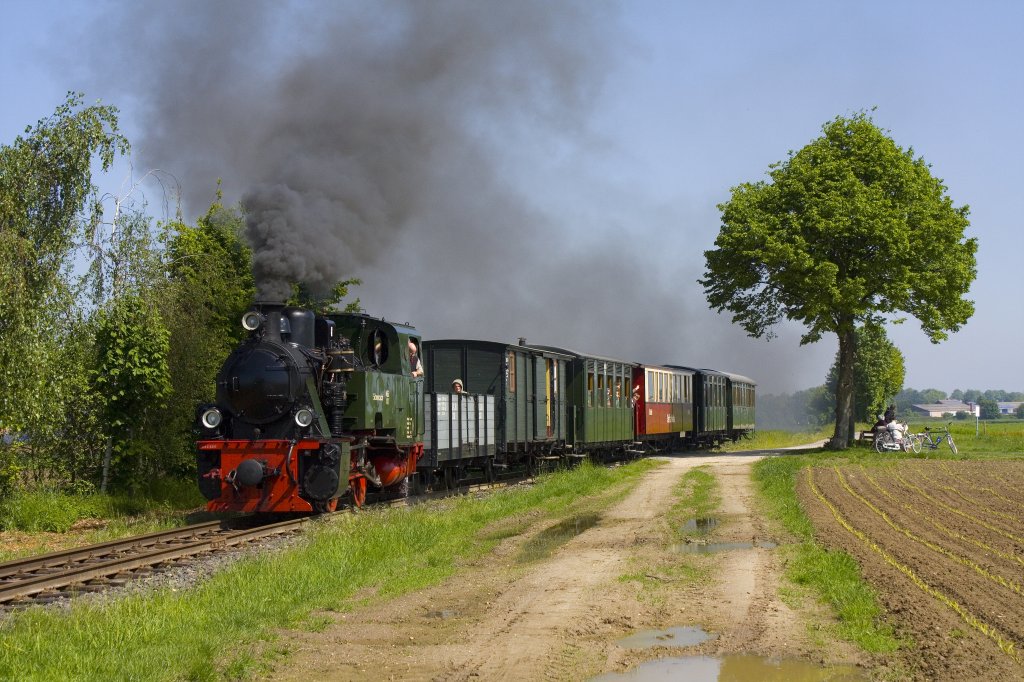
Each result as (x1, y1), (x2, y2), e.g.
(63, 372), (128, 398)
(859, 430), (875, 444)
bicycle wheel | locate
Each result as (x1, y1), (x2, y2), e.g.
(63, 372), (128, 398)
(910, 434), (922, 454)
(947, 436), (958, 455)
(874, 432), (889, 454)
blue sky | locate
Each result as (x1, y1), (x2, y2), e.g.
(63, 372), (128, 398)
(2, 1), (1021, 396)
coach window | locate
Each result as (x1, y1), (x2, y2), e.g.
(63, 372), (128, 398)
(597, 373), (605, 409)
(614, 376), (622, 407)
(587, 370), (594, 407)
(646, 370), (654, 401)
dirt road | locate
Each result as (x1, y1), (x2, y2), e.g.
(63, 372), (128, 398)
(271, 453), (863, 681)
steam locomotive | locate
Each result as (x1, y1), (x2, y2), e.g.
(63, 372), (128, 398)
(195, 303), (755, 513)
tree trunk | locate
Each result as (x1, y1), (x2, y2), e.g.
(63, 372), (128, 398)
(831, 325), (856, 449)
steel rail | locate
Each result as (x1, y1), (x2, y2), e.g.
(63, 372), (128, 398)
(0, 521), (226, 580)
(0, 474), (522, 607)
(0, 518), (308, 604)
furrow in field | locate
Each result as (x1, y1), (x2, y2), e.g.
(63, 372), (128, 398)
(908, 463), (1021, 524)
(855, 465), (1024, 574)
(813, 467), (1024, 645)
(805, 467), (1024, 668)
(832, 467), (1024, 605)
(891, 469), (1024, 546)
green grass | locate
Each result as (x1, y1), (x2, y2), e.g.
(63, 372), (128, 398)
(0, 459), (659, 681)
(851, 419), (1024, 458)
(936, 419), (1024, 455)
(753, 451), (905, 654)
(666, 466), (719, 539)
(717, 427), (831, 452)
(0, 480), (207, 561)
(0, 478), (205, 534)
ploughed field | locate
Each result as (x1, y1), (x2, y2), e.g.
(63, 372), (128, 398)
(800, 460), (1024, 681)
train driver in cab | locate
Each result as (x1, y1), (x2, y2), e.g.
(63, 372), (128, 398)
(408, 340), (424, 378)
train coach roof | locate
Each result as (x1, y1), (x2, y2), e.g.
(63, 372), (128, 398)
(531, 345), (638, 366)
(423, 339), (574, 358)
(663, 365), (756, 386)
(637, 363), (695, 372)
(723, 372), (756, 386)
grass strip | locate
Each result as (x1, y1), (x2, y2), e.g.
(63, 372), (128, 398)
(752, 453), (902, 653)
(666, 466), (719, 539)
(0, 459), (658, 681)
(618, 464), (714, 592)
(716, 427), (830, 452)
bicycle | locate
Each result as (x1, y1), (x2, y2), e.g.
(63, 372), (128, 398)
(916, 422), (958, 455)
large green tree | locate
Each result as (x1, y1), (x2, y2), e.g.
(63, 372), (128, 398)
(0, 93), (127, 484)
(702, 112), (977, 448)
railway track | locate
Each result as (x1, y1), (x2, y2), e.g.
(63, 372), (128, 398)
(0, 517), (310, 608)
(0, 477), (522, 611)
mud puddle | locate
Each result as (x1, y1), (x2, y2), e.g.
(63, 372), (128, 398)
(592, 654), (865, 681)
(516, 514), (599, 563)
(616, 625), (715, 649)
(681, 516), (719, 534)
(674, 540), (777, 554)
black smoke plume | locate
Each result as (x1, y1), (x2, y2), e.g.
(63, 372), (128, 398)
(75, 0), (834, 392)
(82, 0), (616, 301)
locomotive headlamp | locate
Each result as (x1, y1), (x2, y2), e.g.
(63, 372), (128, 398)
(294, 408), (314, 428)
(200, 408), (223, 429)
(241, 311), (265, 331)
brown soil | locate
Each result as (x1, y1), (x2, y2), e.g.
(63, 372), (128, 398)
(267, 452), (865, 681)
(800, 459), (1024, 681)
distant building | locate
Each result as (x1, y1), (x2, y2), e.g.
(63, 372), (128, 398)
(911, 400), (978, 418)
(998, 402), (1023, 415)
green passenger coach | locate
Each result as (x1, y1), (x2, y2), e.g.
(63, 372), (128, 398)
(726, 372), (756, 435)
(536, 347), (637, 459)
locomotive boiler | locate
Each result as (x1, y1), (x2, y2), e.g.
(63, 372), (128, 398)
(195, 303), (423, 512)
